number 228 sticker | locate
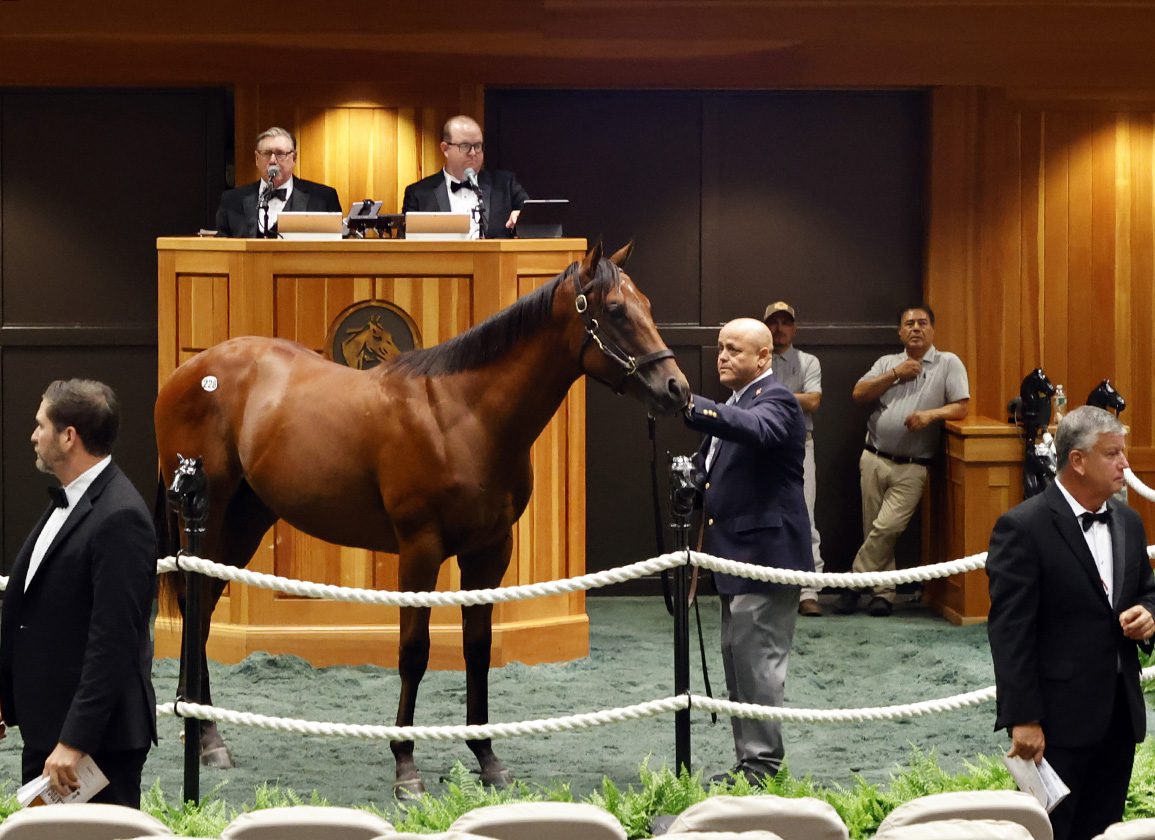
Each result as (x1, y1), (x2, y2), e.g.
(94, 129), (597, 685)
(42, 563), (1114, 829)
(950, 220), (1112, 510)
(201, 376), (219, 392)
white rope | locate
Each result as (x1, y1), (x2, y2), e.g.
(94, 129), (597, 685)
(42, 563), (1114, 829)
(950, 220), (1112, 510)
(155, 552), (689, 606)
(691, 550), (989, 588)
(156, 666), (1155, 741)
(159, 696), (689, 741)
(1127, 468), (1155, 503)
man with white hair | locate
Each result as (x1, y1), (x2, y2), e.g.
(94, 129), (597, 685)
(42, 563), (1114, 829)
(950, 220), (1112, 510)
(215, 126), (342, 238)
(988, 405), (1155, 840)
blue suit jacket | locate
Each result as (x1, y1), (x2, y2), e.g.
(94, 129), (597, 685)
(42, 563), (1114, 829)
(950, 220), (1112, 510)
(684, 377), (813, 595)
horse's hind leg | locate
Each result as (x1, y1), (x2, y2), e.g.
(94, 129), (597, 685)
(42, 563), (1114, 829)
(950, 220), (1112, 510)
(178, 478), (277, 769)
(459, 535), (514, 788)
(390, 534), (444, 799)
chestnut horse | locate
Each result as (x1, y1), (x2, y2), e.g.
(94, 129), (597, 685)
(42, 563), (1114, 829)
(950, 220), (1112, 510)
(154, 241), (690, 795)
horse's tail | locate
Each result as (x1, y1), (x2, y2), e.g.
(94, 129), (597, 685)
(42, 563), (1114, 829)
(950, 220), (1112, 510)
(153, 472), (184, 616)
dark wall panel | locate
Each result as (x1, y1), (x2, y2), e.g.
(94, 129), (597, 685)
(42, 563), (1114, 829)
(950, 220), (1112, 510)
(0, 88), (227, 573)
(488, 89), (926, 584)
(486, 91), (703, 325)
(2, 90), (225, 325)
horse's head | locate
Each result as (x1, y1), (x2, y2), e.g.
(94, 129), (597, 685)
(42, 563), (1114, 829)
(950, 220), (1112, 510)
(1087, 378), (1126, 415)
(566, 241), (690, 416)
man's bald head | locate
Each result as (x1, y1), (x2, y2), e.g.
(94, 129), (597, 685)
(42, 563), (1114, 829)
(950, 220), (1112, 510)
(716, 318), (773, 391)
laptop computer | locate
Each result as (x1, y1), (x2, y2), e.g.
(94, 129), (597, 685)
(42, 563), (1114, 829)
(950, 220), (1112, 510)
(276, 211), (344, 241)
(404, 212), (472, 240)
(515, 199), (570, 238)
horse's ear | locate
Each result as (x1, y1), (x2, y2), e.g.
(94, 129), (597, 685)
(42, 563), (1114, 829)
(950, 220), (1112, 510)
(609, 240), (635, 268)
(581, 239), (603, 278)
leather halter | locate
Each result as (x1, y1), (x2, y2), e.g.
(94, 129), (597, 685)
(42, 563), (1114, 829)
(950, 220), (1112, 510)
(570, 261), (675, 394)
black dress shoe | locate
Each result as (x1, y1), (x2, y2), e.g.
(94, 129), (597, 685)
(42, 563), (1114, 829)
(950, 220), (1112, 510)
(867, 596), (893, 617)
(834, 591), (859, 614)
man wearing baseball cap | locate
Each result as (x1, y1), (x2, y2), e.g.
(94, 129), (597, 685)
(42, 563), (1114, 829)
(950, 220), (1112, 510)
(763, 301), (827, 617)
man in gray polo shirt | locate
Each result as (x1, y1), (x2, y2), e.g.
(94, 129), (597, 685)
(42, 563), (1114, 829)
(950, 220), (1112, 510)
(764, 300), (827, 617)
(838, 304), (969, 616)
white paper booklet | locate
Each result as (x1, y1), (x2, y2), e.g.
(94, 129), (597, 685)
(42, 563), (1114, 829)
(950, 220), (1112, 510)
(1002, 754), (1071, 813)
(16, 754), (109, 807)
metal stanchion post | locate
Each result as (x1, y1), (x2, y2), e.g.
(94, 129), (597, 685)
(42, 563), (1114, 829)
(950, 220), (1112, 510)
(167, 456), (209, 805)
(669, 454), (702, 775)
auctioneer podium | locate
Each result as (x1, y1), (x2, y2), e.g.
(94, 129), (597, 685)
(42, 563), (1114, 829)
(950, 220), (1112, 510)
(154, 237), (588, 669)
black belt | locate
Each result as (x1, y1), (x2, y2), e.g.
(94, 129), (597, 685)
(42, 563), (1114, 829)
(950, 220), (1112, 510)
(864, 443), (932, 467)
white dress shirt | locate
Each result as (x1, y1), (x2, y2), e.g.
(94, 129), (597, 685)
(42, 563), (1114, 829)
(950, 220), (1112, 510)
(443, 170), (480, 239)
(25, 456), (111, 591)
(258, 176), (295, 234)
(1055, 476), (1114, 603)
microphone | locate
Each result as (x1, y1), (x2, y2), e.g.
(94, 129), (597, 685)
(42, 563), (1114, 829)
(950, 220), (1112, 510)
(266, 162), (280, 187)
(463, 167), (480, 192)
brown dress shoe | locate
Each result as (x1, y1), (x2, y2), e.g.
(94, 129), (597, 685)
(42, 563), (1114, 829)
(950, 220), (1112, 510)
(798, 598), (823, 617)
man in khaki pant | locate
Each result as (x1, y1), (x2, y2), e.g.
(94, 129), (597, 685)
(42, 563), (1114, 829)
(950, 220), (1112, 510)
(838, 305), (969, 616)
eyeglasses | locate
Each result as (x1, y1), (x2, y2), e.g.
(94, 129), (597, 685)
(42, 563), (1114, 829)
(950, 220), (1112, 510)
(446, 141), (484, 154)
(256, 149), (295, 160)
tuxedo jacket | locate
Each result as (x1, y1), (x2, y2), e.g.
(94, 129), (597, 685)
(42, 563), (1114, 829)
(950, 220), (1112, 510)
(401, 169), (528, 240)
(214, 178), (343, 238)
(0, 463), (157, 754)
(684, 377), (813, 595)
(987, 481), (1155, 748)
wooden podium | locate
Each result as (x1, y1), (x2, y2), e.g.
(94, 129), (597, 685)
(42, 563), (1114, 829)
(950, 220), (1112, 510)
(154, 236), (589, 669)
(923, 416), (1025, 625)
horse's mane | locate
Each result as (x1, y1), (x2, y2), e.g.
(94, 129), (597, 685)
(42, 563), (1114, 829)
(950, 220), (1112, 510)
(389, 257), (617, 378)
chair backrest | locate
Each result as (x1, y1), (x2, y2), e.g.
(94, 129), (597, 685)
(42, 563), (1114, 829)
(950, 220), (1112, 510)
(875, 791), (1052, 840)
(448, 802), (626, 840)
(665, 794), (848, 840)
(374, 834), (498, 840)
(874, 819), (1036, 839)
(220, 805), (393, 840)
(1094, 819), (1155, 840)
(0, 803), (172, 839)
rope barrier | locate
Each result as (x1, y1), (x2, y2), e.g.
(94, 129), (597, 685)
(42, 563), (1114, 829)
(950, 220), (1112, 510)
(1127, 468), (1155, 504)
(151, 666), (1155, 741)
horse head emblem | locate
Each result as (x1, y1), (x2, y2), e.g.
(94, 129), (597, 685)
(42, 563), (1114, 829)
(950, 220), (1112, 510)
(1087, 378), (1126, 416)
(167, 453), (209, 529)
(342, 314), (402, 370)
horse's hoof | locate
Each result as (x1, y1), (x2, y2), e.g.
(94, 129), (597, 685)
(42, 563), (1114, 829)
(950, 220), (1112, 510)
(393, 777), (426, 801)
(479, 767), (514, 789)
(201, 745), (236, 769)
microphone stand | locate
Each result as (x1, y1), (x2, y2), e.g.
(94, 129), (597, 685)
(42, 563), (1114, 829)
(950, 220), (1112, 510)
(258, 187), (273, 239)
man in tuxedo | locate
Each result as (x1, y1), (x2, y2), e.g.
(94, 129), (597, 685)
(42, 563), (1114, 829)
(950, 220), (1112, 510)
(988, 405), (1155, 840)
(215, 126), (342, 238)
(683, 317), (812, 785)
(401, 114), (528, 239)
(0, 380), (157, 807)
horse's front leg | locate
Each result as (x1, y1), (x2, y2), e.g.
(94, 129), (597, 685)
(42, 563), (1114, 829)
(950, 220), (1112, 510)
(460, 536), (514, 788)
(391, 535), (443, 799)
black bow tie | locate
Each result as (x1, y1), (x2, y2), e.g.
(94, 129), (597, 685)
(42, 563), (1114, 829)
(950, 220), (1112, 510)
(47, 486), (69, 509)
(262, 187), (287, 202)
(450, 179), (476, 193)
(1080, 509), (1111, 531)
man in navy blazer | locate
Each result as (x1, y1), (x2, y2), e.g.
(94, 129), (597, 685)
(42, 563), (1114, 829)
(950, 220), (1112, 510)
(0, 380), (157, 807)
(401, 114), (528, 239)
(215, 126), (342, 238)
(988, 406), (1155, 840)
(684, 317), (812, 785)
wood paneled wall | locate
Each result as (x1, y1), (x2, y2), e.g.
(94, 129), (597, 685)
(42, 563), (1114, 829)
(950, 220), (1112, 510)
(928, 88), (1155, 513)
(232, 83), (483, 212)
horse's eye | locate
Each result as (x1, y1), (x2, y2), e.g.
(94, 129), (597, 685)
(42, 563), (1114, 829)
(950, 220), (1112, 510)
(606, 304), (627, 321)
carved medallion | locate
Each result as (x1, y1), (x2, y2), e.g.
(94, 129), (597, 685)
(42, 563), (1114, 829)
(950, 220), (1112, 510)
(324, 300), (422, 370)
